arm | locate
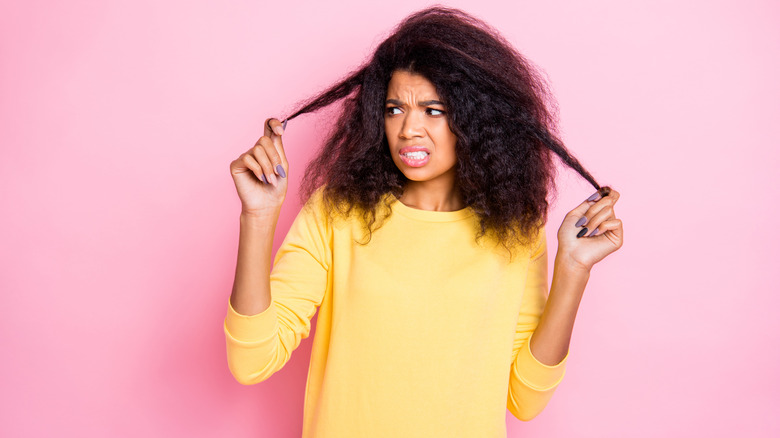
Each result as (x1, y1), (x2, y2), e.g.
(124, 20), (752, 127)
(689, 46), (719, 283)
(224, 118), (330, 385)
(224, 194), (332, 385)
(507, 188), (624, 419)
(531, 187), (624, 365)
(527, 258), (588, 366)
(506, 228), (570, 421)
(230, 210), (280, 317)
(228, 117), (289, 317)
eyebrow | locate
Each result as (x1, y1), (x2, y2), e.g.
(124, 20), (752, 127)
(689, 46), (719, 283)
(385, 99), (445, 107)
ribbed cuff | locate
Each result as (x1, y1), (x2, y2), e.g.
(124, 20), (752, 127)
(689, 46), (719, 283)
(224, 297), (279, 343)
(512, 332), (568, 391)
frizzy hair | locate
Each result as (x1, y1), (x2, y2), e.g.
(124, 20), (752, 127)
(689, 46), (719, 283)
(283, 6), (603, 250)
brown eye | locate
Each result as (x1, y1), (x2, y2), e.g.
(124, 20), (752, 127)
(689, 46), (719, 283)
(385, 107), (402, 115)
(427, 108), (446, 116)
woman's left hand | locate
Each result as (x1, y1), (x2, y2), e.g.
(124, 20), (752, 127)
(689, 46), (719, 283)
(556, 187), (624, 272)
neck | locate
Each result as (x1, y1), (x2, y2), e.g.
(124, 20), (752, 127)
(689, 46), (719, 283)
(398, 178), (465, 212)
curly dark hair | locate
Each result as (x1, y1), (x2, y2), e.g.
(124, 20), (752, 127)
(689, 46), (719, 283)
(283, 6), (602, 250)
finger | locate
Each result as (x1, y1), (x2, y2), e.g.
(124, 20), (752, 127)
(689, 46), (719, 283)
(573, 187), (620, 230)
(250, 143), (279, 187)
(581, 204), (615, 237)
(255, 135), (287, 180)
(264, 117), (285, 137)
(585, 186), (620, 203)
(263, 117), (289, 174)
(564, 191), (602, 229)
(590, 218), (622, 237)
(590, 218), (623, 247)
(240, 153), (268, 184)
(566, 197), (592, 220)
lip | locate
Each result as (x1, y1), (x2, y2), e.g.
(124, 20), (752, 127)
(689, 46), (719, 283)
(398, 146), (431, 167)
(399, 146), (430, 154)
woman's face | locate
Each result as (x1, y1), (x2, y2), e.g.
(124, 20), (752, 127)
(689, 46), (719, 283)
(384, 70), (458, 188)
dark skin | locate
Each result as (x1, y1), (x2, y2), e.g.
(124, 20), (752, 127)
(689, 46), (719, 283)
(228, 71), (624, 365)
(382, 71), (624, 364)
(384, 70), (462, 212)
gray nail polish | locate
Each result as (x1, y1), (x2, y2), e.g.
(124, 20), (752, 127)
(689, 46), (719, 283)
(575, 217), (587, 227)
(588, 227), (599, 237)
(282, 119), (288, 130)
(586, 191), (600, 202)
(260, 174), (267, 184)
(276, 164), (287, 178)
(576, 227), (588, 238)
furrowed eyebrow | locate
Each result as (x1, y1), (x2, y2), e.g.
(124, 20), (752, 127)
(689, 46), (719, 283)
(385, 99), (445, 107)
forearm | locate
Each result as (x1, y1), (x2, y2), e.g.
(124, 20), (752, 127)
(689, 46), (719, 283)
(528, 252), (590, 366)
(229, 210), (281, 316)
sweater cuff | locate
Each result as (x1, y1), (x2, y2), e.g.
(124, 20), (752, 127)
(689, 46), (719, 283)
(513, 332), (568, 391)
(224, 297), (279, 343)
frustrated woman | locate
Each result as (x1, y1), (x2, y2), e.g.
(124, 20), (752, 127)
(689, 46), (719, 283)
(224, 6), (623, 437)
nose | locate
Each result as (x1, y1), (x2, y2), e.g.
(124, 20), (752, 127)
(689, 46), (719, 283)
(399, 110), (425, 139)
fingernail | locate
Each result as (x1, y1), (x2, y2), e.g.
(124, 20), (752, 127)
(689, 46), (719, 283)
(274, 125), (284, 136)
(260, 174), (267, 184)
(576, 227), (589, 238)
(282, 119), (288, 130)
(586, 191), (601, 202)
(276, 164), (286, 178)
(588, 227), (599, 237)
(268, 173), (278, 187)
(575, 217), (588, 227)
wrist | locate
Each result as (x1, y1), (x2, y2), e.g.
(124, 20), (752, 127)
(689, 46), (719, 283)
(550, 254), (591, 300)
(554, 250), (592, 278)
(241, 205), (281, 219)
(240, 209), (280, 229)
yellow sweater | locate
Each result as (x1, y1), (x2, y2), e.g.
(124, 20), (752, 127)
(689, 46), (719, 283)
(224, 190), (568, 437)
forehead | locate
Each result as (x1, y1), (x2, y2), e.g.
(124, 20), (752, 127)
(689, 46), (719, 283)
(386, 70), (439, 98)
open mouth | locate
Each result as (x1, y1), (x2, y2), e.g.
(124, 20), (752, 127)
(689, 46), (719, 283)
(399, 149), (430, 167)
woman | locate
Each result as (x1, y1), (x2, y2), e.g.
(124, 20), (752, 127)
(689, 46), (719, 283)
(225, 6), (623, 437)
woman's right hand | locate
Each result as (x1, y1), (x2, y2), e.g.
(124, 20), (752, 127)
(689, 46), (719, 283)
(229, 118), (289, 216)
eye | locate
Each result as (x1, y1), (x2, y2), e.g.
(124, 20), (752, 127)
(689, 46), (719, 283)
(385, 106), (402, 116)
(426, 108), (446, 116)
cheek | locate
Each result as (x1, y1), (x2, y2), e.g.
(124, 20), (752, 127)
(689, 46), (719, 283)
(433, 126), (458, 155)
(384, 118), (398, 140)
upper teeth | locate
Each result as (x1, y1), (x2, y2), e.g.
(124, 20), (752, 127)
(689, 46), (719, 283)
(404, 151), (428, 159)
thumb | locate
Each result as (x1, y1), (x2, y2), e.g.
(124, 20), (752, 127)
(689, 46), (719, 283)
(264, 117), (289, 168)
(264, 117), (285, 137)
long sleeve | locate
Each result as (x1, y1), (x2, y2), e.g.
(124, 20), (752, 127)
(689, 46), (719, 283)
(224, 194), (333, 385)
(506, 227), (568, 421)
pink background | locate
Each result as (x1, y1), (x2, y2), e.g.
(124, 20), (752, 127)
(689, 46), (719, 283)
(2, 1), (778, 436)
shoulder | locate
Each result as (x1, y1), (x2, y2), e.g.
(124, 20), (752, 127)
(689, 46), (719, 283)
(480, 221), (546, 263)
(301, 185), (328, 214)
(298, 185), (359, 231)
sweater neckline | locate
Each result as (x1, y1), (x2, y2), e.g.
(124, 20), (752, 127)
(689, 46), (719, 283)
(388, 194), (475, 223)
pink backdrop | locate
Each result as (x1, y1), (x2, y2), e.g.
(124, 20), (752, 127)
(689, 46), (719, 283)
(2, 1), (778, 436)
